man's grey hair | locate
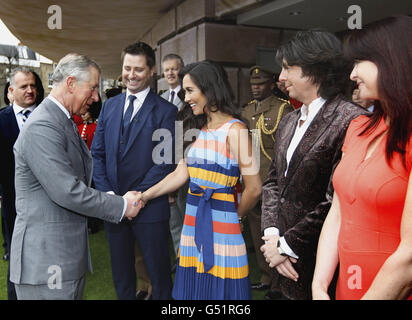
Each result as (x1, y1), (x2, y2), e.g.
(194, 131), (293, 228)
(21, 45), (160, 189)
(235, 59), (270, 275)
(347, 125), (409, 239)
(9, 66), (35, 88)
(162, 53), (184, 68)
(52, 53), (101, 86)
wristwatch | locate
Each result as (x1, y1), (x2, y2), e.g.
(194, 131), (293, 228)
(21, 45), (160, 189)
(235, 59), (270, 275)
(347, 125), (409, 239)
(277, 240), (288, 257)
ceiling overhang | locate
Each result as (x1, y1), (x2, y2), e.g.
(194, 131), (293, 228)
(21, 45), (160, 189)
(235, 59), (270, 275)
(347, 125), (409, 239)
(237, 0), (412, 32)
(0, 0), (178, 78)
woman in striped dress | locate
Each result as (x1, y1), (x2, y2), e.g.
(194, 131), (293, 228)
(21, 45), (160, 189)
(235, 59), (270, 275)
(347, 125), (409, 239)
(138, 61), (262, 299)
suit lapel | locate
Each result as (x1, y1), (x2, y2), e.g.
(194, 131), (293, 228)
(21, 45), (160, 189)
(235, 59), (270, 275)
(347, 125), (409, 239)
(279, 111), (299, 182)
(285, 98), (339, 181)
(122, 90), (156, 159)
(107, 93), (125, 165)
(5, 107), (20, 140)
(78, 133), (93, 185)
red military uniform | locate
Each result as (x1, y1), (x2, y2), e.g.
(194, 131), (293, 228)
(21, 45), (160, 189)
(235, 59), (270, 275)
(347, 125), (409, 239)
(77, 121), (97, 150)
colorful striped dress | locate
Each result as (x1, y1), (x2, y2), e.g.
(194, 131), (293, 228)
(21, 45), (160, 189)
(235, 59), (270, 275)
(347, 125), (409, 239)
(172, 118), (251, 300)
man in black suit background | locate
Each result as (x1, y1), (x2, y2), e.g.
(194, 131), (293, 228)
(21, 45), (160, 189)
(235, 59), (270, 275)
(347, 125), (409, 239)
(0, 67), (39, 300)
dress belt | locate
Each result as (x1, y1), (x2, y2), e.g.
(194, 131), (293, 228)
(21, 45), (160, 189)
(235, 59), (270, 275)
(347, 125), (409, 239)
(189, 181), (235, 272)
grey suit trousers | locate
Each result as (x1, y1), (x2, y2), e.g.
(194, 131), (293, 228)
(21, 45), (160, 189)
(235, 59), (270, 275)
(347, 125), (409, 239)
(14, 274), (86, 300)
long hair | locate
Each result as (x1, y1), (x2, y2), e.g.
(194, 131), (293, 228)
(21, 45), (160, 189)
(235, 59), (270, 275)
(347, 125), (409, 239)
(179, 61), (242, 131)
(276, 29), (353, 101)
(344, 15), (412, 167)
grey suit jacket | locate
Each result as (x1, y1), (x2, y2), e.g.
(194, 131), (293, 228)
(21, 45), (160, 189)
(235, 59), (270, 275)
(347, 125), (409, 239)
(10, 97), (124, 285)
(161, 88), (183, 110)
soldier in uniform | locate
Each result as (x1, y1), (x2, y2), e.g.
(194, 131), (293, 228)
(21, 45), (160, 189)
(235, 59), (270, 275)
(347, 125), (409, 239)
(241, 65), (294, 299)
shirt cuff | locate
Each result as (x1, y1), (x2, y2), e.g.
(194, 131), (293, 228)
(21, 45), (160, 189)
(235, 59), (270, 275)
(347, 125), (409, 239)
(107, 191), (126, 221)
(279, 236), (299, 259)
(264, 227), (280, 237)
(120, 198), (127, 221)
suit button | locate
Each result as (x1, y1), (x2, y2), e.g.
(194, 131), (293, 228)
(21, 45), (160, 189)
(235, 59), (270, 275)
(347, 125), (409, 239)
(280, 198), (285, 203)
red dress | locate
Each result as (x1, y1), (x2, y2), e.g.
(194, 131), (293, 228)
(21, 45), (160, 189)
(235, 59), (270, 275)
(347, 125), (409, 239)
(332, 115), (412, 300)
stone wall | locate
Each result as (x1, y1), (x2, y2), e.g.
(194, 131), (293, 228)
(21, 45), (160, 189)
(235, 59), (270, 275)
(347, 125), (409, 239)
(143, 0), (296, 107)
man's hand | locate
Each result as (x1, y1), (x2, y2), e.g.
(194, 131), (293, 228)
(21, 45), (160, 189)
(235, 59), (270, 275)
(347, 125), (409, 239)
(261, 235), (286, 267)
(261, 235), (299, 282)
(123, 191), (144, 220)
(276, 257), (298, 282)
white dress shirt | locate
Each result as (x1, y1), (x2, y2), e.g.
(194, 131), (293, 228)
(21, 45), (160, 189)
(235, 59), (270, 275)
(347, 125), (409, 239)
(124, 86), (150, 119)
(264, 97), (326, 259)
(169, 84), (181, 103)
(13, 103), (36, 131)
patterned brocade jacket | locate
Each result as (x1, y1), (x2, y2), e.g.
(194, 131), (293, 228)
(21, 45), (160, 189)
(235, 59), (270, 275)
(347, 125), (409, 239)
(261, 96), (368, 300)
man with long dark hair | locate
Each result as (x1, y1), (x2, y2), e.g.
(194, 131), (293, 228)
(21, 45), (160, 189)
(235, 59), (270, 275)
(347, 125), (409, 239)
(260, 30), (368, 300)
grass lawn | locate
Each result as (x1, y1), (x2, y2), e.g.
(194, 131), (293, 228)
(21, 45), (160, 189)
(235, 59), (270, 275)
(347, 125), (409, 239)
(0, 212), (266, 300)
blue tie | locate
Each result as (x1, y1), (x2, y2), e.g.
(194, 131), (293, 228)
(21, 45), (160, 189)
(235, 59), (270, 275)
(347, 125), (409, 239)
(169, 90), (175, 104)
(123, 95), (136, 133)
(22, 109), (31, 124)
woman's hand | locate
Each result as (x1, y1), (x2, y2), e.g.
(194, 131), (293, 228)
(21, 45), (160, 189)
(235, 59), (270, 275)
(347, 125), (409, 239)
(312, 284), (331, 300)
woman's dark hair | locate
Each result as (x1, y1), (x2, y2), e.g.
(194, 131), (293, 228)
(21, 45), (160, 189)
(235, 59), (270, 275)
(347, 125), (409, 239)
(276, 29), (353, 100)
(344, 15), (412, 168)
(88, 94), (102, 121)
(4, 81), (10, 105)
(32, 71), (44, 106)
(178, 61), (242, 131)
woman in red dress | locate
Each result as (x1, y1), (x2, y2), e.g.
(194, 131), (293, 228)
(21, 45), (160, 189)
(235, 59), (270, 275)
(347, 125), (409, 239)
(312, 16), (412, 300)
(77, 96), (101, 150)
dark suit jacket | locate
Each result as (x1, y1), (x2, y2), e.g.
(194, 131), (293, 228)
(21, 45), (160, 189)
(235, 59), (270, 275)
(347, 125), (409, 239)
(91, 90), (177, 223)
(261, 96), (368, 300)
(0, 106), (20, 240)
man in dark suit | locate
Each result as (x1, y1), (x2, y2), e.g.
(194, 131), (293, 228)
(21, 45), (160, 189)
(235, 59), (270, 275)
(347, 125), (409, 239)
(0, 67), (38, 299)
(91, 42), (177, 300)
(260, 30), (368, 300)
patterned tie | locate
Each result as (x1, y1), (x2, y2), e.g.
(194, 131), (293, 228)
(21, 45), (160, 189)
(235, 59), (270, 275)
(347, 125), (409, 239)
(169, 90), (175, 104)
(22, 109), (31, 124)
(123, 95), (136, 133)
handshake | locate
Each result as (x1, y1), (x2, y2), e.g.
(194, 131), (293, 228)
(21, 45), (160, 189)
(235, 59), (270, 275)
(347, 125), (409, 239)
(122, 191), (147, 220)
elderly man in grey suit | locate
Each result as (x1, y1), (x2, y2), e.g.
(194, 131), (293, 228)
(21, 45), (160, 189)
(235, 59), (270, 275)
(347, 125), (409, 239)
(160, 53), (186, 270)
(10, 53), (141, 300)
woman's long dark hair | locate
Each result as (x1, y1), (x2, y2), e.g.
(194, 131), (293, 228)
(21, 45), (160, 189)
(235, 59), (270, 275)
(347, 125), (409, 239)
(344, 15), (412, 168)
(178, 61), (242, 132)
